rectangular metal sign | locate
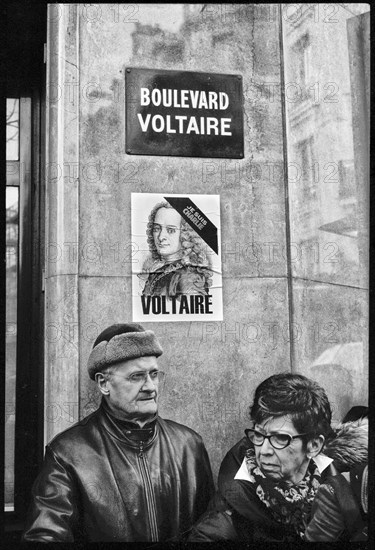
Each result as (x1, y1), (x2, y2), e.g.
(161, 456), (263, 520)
(125, 68), (244, 158)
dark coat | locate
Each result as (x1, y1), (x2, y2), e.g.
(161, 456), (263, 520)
(188, 436), (319, 542)
(304, 421), (368, 542)
(188, 421), (368, 542)
(22, 404), (214, 542)
(143, 261), (210, 297)
(304, 465), (368, 542)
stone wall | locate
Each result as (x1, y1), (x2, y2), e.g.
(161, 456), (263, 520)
(44, 4), (369, 482)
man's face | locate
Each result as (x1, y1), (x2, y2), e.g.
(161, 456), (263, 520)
(101, 356), (160, 422)
(254, 415), (310, 484)
(153, 207), (182, 259)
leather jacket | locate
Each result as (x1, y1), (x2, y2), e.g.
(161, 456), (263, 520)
(304, 462), (368, 541)
(189, 436), (337, 542)
(22, 402), (214, 542)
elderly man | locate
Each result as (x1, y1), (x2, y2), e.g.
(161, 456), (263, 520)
(23, 323), (214, 542)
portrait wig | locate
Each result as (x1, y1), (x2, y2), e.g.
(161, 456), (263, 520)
(145, 201), (213, 269)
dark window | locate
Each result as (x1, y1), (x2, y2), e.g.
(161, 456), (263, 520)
(298, 137), (317, 200)
(5, 5), (46, 539)
(293, 33), (311, 87)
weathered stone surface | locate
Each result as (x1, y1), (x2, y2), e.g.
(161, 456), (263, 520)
(44, 274), (79, 441)
(291, 280), (368, 422)
(78, 4), (286, 280)
(43, 5), (369, 484)
(44, 5), (80, 442)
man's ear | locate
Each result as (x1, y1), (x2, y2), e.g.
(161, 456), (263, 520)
(95, 372), (110, 396)
(306, 435), (325, 458)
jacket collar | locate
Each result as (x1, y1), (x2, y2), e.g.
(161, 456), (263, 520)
(234, 453), (333, 483)
(99, 400), (158, 446)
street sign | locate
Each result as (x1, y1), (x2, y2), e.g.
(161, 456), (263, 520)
(126, 68), (244, 158)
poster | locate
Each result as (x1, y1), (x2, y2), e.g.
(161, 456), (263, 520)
(131, 193), (223, 322)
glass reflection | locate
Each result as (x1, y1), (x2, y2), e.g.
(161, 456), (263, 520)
(282, 5), (369, 421)
(6, 99), (19, 161)
(282, 4), (369, 287)
(5, 187), (18, 511)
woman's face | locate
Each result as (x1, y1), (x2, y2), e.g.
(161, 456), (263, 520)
(254, 415), (310, 484)
(153, 207), (182, 260)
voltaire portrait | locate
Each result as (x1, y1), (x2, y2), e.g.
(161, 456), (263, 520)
(140, 201), (213, 299)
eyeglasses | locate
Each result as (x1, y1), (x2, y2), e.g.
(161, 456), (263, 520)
(244, 428), (310, 450)
(104, 370), (165, 385)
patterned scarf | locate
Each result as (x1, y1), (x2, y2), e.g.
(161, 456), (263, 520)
(245, 447), (322, 539)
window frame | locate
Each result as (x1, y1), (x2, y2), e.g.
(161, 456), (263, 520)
(4, 93), (45, 533)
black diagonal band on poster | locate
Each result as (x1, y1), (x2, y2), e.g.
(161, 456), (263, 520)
(164, 197), (218, 255)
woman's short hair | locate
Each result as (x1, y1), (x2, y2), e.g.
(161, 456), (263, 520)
(146, 201), (212, 268)
(249, 372), (333, 439)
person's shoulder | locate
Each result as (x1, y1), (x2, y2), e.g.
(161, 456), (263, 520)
(219, 436), (249, 485)
(222, 436), (249, 464)
(47, 408), (100, 452)
(158, 417), (204, 443)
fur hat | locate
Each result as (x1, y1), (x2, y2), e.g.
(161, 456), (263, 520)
(323, 419), (368, 472)
(87, 323), (163, 380)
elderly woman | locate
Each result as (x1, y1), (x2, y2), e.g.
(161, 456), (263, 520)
(188, 373), (367, 542)
(141, 201), (213, 298)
